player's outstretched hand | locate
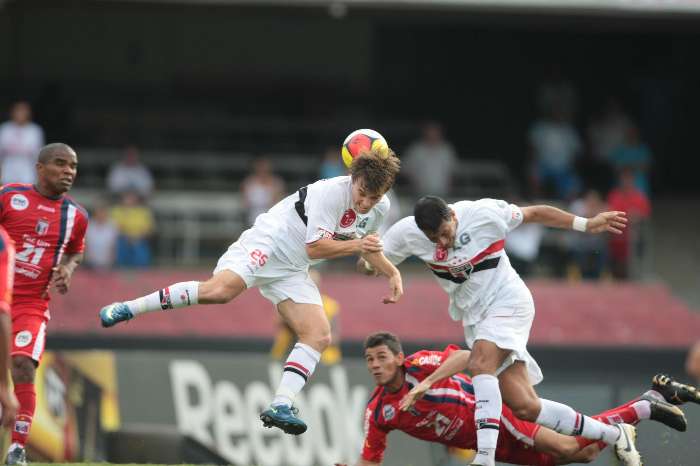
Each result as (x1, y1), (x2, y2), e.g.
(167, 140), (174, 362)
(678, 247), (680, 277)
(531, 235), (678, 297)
(0, 387), (18, 430)
(49, 264), (73, 294)
(399, 379), (431, 411)
(360, 234), (383, 254)
(383, 274), (403, 304)
(587, 211), (627, 234)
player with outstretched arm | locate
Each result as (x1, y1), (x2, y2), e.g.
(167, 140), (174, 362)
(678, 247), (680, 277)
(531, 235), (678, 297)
(358, 195), (638, 466)
(99, 149), (403, 435)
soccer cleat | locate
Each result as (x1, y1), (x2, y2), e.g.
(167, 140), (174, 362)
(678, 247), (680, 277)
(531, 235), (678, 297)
(5, 445), (27, 466)
(640, 394), (687, 432)
(613, 423), (642, 466)
(652, 374), (700, 406)
(99, 302), (134, 328)
(260, 404), (307, 435)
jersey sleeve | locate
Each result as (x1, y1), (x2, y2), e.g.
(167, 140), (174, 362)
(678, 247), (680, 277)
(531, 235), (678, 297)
(361, 405), (389, 463)
(381, 217), (417, 266)
(467, 199), (523, 259)
(304, 183), (344, 244)
(65, 210), (88, 254)
(405, 345), (462, 377)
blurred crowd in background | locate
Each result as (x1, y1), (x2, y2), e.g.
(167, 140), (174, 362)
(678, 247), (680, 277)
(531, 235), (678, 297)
(0, 69), (653, 281)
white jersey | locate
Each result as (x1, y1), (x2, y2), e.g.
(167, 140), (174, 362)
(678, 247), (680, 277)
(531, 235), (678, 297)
(254, 176), (390, 269)
(382, 199), (532, 324)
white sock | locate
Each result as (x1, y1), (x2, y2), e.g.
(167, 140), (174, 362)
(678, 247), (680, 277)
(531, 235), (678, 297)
(125, 281), (200, 315)
(536, 398), (620, 445)
(472, 374), (501, 466)
(273, 343), (321, 407)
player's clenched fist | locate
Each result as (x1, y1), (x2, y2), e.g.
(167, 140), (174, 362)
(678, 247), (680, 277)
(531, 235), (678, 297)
(360, 233), (383, 254)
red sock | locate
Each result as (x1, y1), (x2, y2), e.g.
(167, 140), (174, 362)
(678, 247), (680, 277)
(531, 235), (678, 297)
(11, 383), (36, 447)
(574, 398), (641, 450)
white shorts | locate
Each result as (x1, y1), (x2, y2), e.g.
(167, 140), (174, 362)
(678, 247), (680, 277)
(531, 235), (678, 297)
(463, 303), (543, 385)
(213, 227), (322, 307)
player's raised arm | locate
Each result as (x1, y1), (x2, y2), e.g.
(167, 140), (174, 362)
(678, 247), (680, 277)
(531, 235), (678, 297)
(399, 348), (471, 411)
(521, 204), (627, 234)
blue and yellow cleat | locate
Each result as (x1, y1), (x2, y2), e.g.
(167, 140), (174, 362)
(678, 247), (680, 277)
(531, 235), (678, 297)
(100, 302), (134, 328)
(260, 404), (307, 435)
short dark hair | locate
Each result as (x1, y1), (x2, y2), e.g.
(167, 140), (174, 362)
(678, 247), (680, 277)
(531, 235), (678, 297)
(364, 332), (403, 355)
(37, 143), (76, 164)
(414, 196), (450, 234)
(350, 149), (401, 195)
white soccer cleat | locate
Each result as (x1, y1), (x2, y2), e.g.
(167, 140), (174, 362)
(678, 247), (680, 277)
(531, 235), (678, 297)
(613, 423), (643, 466)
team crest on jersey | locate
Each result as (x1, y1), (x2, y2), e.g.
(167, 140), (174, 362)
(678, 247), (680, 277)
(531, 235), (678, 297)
(382, 404), (396, 421)
(35, 219), (50, 236)
(15, 331), (32, 348)
(340, 209), (357, 228)
(10, 194), (29, 211)
(434, 245), (448, 261)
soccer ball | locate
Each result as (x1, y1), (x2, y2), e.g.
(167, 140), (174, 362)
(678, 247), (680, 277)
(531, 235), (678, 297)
(341, 129), (389, 168)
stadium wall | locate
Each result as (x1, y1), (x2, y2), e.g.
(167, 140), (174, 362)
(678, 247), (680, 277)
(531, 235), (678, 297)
(31, 348), (697, 466)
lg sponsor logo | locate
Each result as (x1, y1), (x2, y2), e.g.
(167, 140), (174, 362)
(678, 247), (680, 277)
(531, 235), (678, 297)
(169, 361), (369, 466)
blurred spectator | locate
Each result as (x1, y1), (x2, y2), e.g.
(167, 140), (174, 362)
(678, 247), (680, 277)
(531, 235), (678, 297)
(528, 108), (582, 199)
(607, 169), (651, 279)
(403, 122), (457, 198)
(319, 147), (346, 179)
(85, 204), (119, 270)
(609, 125), (652, 195)
(241, 157), (285, 227)
(0, 101), (44, 185)
(568, 190), (608, 279)
(107, 146), (154, 198)
(686, 341), (700, 384)
(588, 98), (633, 162)
(270, 268), (341, 365)
(110, 192), (155, 268)
(536, 65), (578, 122)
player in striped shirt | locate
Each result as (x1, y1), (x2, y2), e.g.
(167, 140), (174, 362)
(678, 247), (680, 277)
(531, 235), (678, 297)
(0, 143), (88, 464)
(341, 332), (688, 466)
(359, 196), (635, 465)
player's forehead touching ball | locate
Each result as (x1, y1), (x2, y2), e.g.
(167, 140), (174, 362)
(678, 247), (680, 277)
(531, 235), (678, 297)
(349, 150), (400, 214)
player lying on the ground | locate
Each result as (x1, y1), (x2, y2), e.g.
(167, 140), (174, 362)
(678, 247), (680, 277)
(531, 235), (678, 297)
(337, 332), (693, 466)
(358, 196), (632, 466)
(99, 150), (403, 435)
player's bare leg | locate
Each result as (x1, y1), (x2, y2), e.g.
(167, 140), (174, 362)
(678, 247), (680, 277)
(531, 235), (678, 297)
(99, 270), (246, 327)
(533, 427), (602, 464)
(497, 362), (639, 464)
(464, 339), (511, 466)
(260, 300), (330, 435)
(7, 356), (37, 466)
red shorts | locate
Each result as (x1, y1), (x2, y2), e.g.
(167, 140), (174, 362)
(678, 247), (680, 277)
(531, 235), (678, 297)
(11, 313), (48, 363)
(496, 405), (555, 466)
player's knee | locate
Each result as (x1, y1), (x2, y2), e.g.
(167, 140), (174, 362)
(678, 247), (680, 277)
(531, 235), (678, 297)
(314, 331), (332, 352)
(11, 356), (36, 383)
(200, 280), (236, 304)
(511, 398), (540, 422)
(465, 356), (493, 376)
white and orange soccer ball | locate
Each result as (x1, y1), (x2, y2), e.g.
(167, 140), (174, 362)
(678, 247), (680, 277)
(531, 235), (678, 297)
(341, 128), (390, 168)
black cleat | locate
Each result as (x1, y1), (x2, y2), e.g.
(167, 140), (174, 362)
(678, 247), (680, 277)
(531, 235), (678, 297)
(652, 374), (700, 406)
(641, 394), (687, 432)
